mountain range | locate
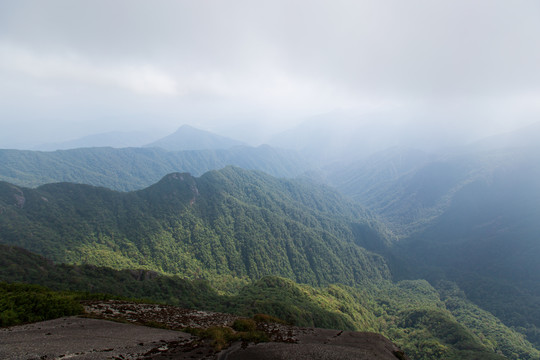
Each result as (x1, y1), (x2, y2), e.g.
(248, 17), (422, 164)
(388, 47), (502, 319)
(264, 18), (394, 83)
(1, 122), (540, 359)
(32, 124), (245, 152)
(1, 166), (538, 359)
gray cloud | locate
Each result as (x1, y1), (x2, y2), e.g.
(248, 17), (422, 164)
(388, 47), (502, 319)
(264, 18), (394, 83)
(0, 0), (539, 148)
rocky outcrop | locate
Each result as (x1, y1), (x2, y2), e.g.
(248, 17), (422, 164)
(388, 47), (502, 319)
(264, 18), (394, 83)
(85, 300), (409, 360)
(215, 330), (408, 360)
(1, 301), (409, 359)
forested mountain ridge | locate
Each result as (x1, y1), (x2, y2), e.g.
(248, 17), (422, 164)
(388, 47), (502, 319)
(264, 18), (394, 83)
(0, 145), (310, 191)
(0, 167), (391, 287)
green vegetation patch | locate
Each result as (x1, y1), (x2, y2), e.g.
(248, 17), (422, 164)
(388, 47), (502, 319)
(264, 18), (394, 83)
(0, 282), (83, 327)
(185, 323), (269, 351)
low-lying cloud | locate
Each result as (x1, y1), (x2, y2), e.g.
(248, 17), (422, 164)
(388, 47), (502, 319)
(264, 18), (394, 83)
(0, 42), (178, 96)
(0, 0), (538, 149)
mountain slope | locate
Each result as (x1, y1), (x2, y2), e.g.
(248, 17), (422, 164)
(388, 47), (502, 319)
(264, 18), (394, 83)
(2, 245), (537, 360)
(0, 167), (391, 287)
(0, 145), (311, 191)
(145, 124), (244, 151)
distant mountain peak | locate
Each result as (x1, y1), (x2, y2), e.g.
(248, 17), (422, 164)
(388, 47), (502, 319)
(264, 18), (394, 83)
(144, 125), (244, 151)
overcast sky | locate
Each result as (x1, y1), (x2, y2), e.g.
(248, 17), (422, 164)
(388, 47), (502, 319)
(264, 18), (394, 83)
(0, 0), (539, 149)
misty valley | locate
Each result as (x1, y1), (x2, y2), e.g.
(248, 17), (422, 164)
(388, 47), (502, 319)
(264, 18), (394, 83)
(2, 1), (539, 358)
(1, 124), (540, 360)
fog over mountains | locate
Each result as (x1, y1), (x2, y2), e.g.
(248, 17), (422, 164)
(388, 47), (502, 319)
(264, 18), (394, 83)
(31, 125), (242, 152)
(17, 112), (540, 163)
(1, 2), (539, 359)
(1, 122), (540, 358)
(2, 1), (539, 150)
(145, 125), (245, 151)
(2, 123), (540, 359)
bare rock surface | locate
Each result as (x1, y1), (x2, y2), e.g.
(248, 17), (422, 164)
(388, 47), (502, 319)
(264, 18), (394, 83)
(0, 316), (191, 360)
(145, 328), (408, 360)
(217, 330), (408, 360)
(1, 300), (409, 360)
